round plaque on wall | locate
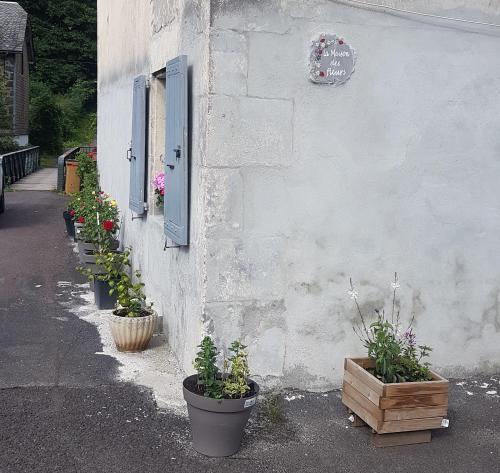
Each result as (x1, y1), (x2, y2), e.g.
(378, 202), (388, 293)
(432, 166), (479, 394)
(309, 34), (356, 85)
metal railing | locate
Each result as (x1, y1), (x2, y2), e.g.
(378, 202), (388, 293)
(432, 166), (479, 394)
(0, 146), (40, 185)
(57, 146), (96, 192)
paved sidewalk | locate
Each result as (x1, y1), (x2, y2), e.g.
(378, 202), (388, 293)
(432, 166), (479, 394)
(0, 191), (499, 473)
(9, 167), (57, 191)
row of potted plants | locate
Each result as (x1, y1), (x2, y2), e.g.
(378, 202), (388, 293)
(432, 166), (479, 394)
(63, 151), (158, 352)
(63, 155), (447, 454)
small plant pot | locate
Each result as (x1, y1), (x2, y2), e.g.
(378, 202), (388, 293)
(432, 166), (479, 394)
(80, 250), (96, 265)
(183, 375), (259, 457)
(94, 279), (117, 310)
(109, 310), (158, 352)
(78, 240), (96, 254)
(108, 238), (120, 251)
(63, 211), (75, 238)
(74, 222), (84, 242)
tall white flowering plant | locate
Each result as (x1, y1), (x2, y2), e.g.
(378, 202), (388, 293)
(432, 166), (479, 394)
(349, 273), (433, 383)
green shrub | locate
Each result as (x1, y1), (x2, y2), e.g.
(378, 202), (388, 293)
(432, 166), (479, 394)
(0, 136), (20, 154)
(30, 86), (63, 154)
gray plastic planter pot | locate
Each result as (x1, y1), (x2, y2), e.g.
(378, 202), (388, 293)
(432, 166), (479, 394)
(78, 240), (96, 253)
(94, 279), (117, 310)
(183, 375), (259, 457)
(79, 250), (96, 265)
(63, 211), (75, 238)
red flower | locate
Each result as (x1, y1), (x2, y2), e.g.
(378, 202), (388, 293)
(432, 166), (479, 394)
(102, 220), (114, 232)
(77, 216), (85, 224)
(338, 39), (344, 45)
(160, 189), (164, 196)
(69, 209), (76, 217)
(319, 71), (325, 77)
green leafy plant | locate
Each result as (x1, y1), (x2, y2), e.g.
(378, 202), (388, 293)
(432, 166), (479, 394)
(193, 336), (253, 400)
(79, 249), (150, 318)
(222, 341), (251, 398)
(349, 273), (433, 383)
(193, 336), (223, 399)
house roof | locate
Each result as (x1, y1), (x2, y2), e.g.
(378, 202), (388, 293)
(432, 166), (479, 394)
(0, 1), (28, 52)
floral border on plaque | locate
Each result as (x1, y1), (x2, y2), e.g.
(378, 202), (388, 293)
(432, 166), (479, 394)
(310, 34), (356, 85)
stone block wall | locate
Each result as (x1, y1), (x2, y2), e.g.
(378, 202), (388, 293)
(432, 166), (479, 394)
(204, 0), (500, 389)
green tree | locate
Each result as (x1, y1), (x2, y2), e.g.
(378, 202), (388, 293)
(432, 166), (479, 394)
(18, 0), (97, 154)
(29, 85), (63, 154)
(18, 0), (97, 94)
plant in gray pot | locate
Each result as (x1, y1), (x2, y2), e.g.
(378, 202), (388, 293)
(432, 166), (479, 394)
(183, 337), (259, 457)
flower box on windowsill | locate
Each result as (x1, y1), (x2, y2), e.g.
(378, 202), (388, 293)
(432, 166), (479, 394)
(342, 357), (449, 446)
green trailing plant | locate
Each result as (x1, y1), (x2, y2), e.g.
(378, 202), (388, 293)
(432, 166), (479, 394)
(349, 273), (433, 383)
(79, 249), (150, 318)
(193, 336), (252, 399)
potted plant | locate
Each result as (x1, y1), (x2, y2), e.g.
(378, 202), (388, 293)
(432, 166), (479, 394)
(342, 274), (449, 447)
(63, 207), (76, 238)
(107, 249), (157, 352)
(183, 336), (259, 457)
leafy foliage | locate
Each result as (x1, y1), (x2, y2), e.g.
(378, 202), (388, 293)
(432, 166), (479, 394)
(222, 341), (251, 398)
(18, 0), (97, 94)
(82, 249), (150, 318)
(194, 337), (223, 399)
(17, 1), (97, 155)
(193, 336), (252, 399)
(29, 85), (63, 154)
(0, 137), (20, 154)
(350, 273), (433, 383)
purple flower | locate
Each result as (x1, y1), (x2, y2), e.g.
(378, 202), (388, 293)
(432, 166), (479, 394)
(403, 329), (416, 348)
(152, 172), (165, 193)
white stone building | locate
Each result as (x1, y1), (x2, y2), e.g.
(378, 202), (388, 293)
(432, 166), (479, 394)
(97, 0), (500, 390)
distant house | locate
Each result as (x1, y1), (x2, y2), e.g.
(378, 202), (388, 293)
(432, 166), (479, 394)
(0, 1), (34, 145)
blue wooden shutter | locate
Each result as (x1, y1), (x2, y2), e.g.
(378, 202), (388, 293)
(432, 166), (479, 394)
(129, 75), (147, 214)
(165, 55), (189, 245)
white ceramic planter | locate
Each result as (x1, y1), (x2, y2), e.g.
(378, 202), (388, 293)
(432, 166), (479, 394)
(109, 311), (158, 352)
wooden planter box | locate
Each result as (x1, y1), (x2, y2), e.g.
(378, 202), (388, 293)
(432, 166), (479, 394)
(342, 358), (448, 446)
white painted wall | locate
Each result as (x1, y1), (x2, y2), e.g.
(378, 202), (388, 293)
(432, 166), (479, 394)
(206, 0), (500, 389)
(98, 0), (500, 390)
(97, 0), (210, 372)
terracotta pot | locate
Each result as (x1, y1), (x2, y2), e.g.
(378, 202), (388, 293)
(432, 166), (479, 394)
(109, 310), (158, 352)
(183, 375), (259, 457)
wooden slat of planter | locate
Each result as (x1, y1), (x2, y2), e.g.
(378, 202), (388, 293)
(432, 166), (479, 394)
(342, 391), (380, 431)
(373, 430), (431, 447)
(384, 406), (448, 421)
(343, 370), (381, 406)
(344, 358), (384, 396)
(342, 383), (383, 421)
(384, 375), (449, 397)
(378, 417), (444, 434)
(380, 392), (448, 410)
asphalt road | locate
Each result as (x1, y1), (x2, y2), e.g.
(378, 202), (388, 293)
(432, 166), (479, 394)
(0, 191), (499, 473)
